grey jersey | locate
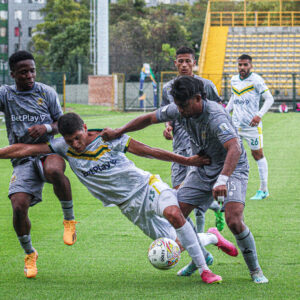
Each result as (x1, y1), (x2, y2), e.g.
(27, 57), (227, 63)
(49, 132), (152, 207)
(156, 100), (249, 184)
(0, 82), (63, 165)
(161, 75), (221, 151)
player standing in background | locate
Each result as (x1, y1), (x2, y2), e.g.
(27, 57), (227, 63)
(0, 51), (77, 278)
(161, 46), (225, 238)
(0, 112), (241, 284)
(100, 76), (269, 284)
(226, 54), (274, 200)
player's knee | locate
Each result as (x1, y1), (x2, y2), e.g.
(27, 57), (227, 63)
(44, 167), (65, 183)
(225, 215), (243, 234)
(11, 201), (28, 219)
(163, 206), (185, 229)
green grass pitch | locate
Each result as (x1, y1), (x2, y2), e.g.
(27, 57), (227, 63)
(0, 105), (299, 299)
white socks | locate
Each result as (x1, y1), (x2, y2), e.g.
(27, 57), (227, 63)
(198, 233), (218, 246)
(256, 157), (268, 191)
(176, 221), (207, 271)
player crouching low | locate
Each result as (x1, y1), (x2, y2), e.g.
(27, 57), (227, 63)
(0, 113), (239, 284)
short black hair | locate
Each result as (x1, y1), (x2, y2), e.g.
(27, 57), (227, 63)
(170, 76), (206, 104)
(238, 54), (252, 62)
(58, 113), (84, 136)
(9, 51), (35, 71)
(176, 46), (195, 58)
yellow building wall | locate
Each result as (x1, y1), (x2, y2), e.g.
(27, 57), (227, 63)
(202, 27), (228, 95)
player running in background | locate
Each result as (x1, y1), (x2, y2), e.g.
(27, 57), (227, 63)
(100, 76), (268, 284)
(0, 112), (239, 284)
(0, 51), (77, 278)
(161, 46), (225, 235)
(226, 54), (274, 200)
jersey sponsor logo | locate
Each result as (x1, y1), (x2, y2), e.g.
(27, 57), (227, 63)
(11, 114), (47, 122)
(232, 85), (254, 96)
(81, 159), (117, 177)
(233, 99), (250, 105)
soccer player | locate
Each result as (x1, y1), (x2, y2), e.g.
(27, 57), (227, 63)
(226, 54), (274, 200)
(162, 46), (225, 235)
(0, 112), (239, 284)
(100, 76), (269, 284)
(0, 51), (77, 278)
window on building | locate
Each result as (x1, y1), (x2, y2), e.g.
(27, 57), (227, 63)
(0, 44), (8, 54)
(14, 43), (19, 52)
(14, 0), (22, 3)
(0, 11), (8, 21)
(0, 27), (6, 37)
(29, 0), (46, 3)
(0, 0), (8, 3)
(14, 10), (22, 20)
(28, 27), (32, 37)
(28, 11), (44, 20)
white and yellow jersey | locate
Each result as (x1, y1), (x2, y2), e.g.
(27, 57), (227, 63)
(49, 131), (151, 207)
(230, 72), (269, 128)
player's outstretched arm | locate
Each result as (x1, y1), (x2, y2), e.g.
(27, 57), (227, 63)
(101, 111), (159, 141)
(127, 138), (210, 167)
(0, 143), (51, 159)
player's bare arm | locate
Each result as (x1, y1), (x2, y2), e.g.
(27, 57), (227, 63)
(0, 143), (51, 159)
(127, 138), (210, 167)
(163, 122), (173, 140)
(212, 138), (242, 200)
(28, 121), (59, 138)
(101, 111), (159, 141)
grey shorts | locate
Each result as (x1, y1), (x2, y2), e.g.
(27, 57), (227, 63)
(177, 168), (248, 210)
(171, 148), (192, 187)
(9, 159), (45, 206)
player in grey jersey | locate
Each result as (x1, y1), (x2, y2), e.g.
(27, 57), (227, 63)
(0, 51), (77, 279)
(0, 112), (240, 284)
(161, 46), (224, 239)
(101, 76), (269, 284)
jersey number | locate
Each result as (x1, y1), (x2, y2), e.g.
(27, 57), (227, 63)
(149, 190), (155, 202)
(251, 138), (259, 146)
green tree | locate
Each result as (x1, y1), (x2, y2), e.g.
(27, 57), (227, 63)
(32, 0), (90, 82)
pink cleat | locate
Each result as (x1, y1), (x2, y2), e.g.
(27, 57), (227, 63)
(201, 270), (222, 284)
(207, 227), (238, 257)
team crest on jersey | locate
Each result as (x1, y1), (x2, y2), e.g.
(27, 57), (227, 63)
(218, 123), (231, 134)
(37, 98), (44, 105)
(10, 175), (16, 184)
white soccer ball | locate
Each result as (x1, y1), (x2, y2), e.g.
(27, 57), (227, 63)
(148, 237), (181, 270)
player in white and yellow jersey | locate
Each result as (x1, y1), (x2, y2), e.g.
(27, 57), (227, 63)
(0, 113), (240, 284)
(226, 54), (274, 201)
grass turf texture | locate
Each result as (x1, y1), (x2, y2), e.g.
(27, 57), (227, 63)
(0, 108), (299, 299)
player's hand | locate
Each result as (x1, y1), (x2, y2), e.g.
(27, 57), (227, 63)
(100, 128), (121, 141)
(250, 115), (261, 127)
(186, 154), (211, 166)
(28, 124), (47, 138)
(212, 184), (227, 201)
(163, 125), (173, 140)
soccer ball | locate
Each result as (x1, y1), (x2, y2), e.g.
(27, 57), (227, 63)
(148, 237), (181, 270)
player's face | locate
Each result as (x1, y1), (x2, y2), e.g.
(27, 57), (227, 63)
(174, 54), (195, 76)
(63, 126), (89, 153)
(238, 59), (252, 79)
(174, 95), (202, 118)
(11, 59), (36, 91)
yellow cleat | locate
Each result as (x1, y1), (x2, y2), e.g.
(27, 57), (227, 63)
(63, 220), (78, 245)
(24, 249), (38, 278)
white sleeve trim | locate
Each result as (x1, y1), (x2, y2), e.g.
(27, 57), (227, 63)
(225, 95), (234, 113)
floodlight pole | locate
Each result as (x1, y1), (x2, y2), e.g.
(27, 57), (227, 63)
(97, 0), (109, 75)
